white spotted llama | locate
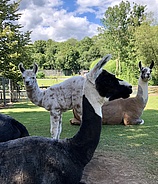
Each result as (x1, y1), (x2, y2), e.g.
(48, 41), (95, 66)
(19, 63), (84, 139)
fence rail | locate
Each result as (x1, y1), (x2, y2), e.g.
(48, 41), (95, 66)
(0, 86), (158, 105)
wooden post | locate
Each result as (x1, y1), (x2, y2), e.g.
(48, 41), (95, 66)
(9, 79), (11, 103)
(2, 77), (6, 106)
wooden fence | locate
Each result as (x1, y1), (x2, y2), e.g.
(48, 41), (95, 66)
(0, 86), (158, 106)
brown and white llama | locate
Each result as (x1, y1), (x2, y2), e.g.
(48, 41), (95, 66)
(0, 55), (133, 184)
(19, 63), (84, 139)
(102, 60), (154, 125)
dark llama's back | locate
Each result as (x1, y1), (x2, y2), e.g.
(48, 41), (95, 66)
(0, 114), (29, 142)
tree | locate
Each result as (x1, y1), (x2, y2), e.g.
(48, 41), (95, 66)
(0, 0), (32, 103)
(92, 33), (111, 57)
(44, 39), (59, 69)
(101, 1), (146, 78)
(33, 40), (47, 54)
(135, 24), (158, 84)
(54, 40), (81, 74)
(0, 0), (31, 81)
(77, 37), (95, 69)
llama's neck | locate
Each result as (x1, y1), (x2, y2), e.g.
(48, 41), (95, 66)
(69, 95), (102, 166)
(83, 76), (103, 117)
(25, 82), (43, 107)
(136, 76), (148, 105)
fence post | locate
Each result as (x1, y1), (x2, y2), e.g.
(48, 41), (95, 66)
(2, 77), (6, 106)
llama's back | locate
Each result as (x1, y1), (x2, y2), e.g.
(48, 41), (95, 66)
(61, 76), (85, 97)
(0, 136), (83, 184)
(45, 76), (85, 111)
(102, 98), (124, 124)
(102, 96), (145, 125)
(0, 114), (29, 142)
(68, 76), (85, 106)
(122, 96), (145, 125)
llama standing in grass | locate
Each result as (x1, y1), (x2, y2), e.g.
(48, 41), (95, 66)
(19, 63), (84, 139)
(0, 55), (133, 184)
(0, 113), (29, 142)
(102, 60), (154, 125)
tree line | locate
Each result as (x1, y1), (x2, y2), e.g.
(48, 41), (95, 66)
(0, 0), (158, 88)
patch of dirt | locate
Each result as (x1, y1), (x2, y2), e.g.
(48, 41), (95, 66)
(81, 151), (155, 184)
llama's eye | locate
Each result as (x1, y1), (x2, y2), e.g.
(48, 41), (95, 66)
(23, 77), (25, 79)
(32, 77), (35, 79)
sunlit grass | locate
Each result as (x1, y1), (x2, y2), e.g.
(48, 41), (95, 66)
(37, 76), (71, 87)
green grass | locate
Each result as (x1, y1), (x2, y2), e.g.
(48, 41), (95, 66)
(37, 76), (71, 87)
(99, 96), (158, 180)
(0, 102), (78, 138)
(1, 95), (158, 181)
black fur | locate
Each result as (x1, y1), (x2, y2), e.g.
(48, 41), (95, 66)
(0, 113), (29, 142)
(95, 70), (132, 100)
(70, 95), (101, 166)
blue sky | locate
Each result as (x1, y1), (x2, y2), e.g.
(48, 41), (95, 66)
(17, 0), (158, 42)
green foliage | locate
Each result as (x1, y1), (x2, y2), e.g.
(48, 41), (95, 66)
(36, 71), (45, 79)
(0, 0), (32, 84)
(90, 58), (116, 74)
(1, 0), (158, 85)
(37, 78), (67, 87)
(90, 57), (140, 84)
(100, 1), (148, 83)
(28, 0), (158, 84)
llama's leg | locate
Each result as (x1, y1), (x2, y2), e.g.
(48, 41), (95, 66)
(57, 115), (62, 139)
(140, 119), (144, 124)
(50, 110), (62, 139)
(132, 119), (144, 125)
(70, 108), (81, 125)
(136, 119), (144, 125)
(124, 118), (144, 125)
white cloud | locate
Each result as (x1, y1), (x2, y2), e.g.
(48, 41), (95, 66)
(77, 0), (106, 7)
(77, 0), (158, 18)
(17, 0), (99, 42)
(16, 0), (158, 42)
(134, 0), (158, 17)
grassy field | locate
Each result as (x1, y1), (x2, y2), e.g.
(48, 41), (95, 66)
(1, 95), (158, 182)
(37, 77), (71, 87)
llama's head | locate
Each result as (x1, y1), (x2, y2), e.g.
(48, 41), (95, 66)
(18, 63), (38, 90)
(139, 60), (154, 82)
(84, 54), (132, 116)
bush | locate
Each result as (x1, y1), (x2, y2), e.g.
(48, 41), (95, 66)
(36, 72), (45, 79)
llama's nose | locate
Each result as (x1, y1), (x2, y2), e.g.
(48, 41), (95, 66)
(128, 85), (132, 93)
(147, 73), (150, 78)
(26, 81), (29, 85)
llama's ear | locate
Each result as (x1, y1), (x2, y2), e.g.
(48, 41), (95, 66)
(138, 61), (142, 70)
(33, 63), (38, 74)
(88, 54), (112, 80)
(18, 63), (25, 73)
(150, 60), (154, 69)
